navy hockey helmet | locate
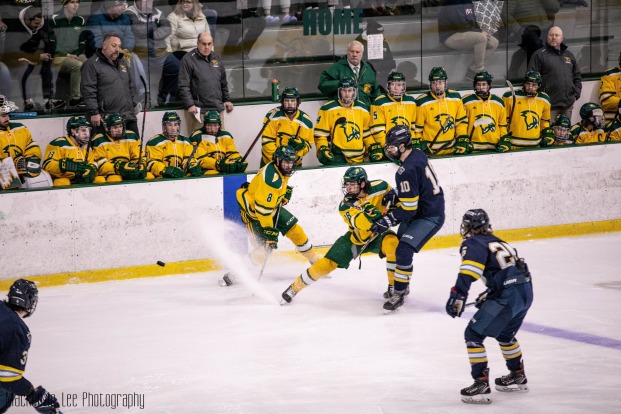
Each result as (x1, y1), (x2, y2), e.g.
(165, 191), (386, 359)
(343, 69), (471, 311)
(280, 87), (300, 115)
(7, 279), (38, 318)
(104, 112), (125, 138)
(428, 67), (448, 82)
(460, 209), (492, 238)
(342, 166), (369, 199)
(273, 145), (298, 176)
(387, 71), (406, 98)
(384, 125), (412, 161)
(0, 95), (18, 115)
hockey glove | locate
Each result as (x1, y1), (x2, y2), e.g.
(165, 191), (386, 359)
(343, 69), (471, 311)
(317, 146), (335, 165)
(539, 129), (555, 147)
(282, 185), (293, 205)
(382, 188), (399, 208)
(115, 161), (147, 180)
(161, 165), (185, 179)
(77, 164), (97, 183)
(496, 134), (512, 152)
(186, 159), (204, 177)
(59, 157), (81, 173)
(262, 226), (279, 249)
(362, 202), (383, 222)
(446, 287), (467, 318)
(454, 136), (473, 154)
(368, 142), (384, 162)
(226, 156), (248, 173)
(26, 386), (60, 414)
(475, 288), (491, 309)
(369, 212), (397, 234)
(14, 156), (41, 177)
(287, 135), (306, 151)
(412, 138), (430, 154)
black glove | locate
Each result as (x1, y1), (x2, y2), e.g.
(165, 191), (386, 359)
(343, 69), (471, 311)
(287, 135), (306, 151)
(59, 157), (81, 173)
(281, 185), (293, 205)
(475, 288), (491, 309)
(77, 164), (97, 183)
(446, 287), (467, 318)
(26, 386), (60, 414)
(369, 212), (397, 234)
(382, 188), (399, 207)
(262, 226), (279, 249)
(162, 165), (185, 178)
(317, 146), (335, 165)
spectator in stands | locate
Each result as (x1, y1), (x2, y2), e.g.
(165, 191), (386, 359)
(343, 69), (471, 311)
(160, 0), (210, 106)
(318, 40), (380, 107)
(42, 116), (97, 186)
(188, 110), (247, 175)
(314, 77), (374, 165)
(126, 0), (172, 109)
(90, 112), (147, 183)
(528, 26), (581, 120)
(502, 70), (551, 149)
(260, 87), (313, 167)
(178, 32), (233, 132)
(461, 71), (511, 152)
(599, 51), (621, 127)
(146, 111), (198, 178)
(49, 0), (88, 108)
(438, 0), (499, 81)
(81, 33), (141, 136)
(570, 102), (605, 145)
(413, 67), (470, 156)
(262, 0), (297, 25)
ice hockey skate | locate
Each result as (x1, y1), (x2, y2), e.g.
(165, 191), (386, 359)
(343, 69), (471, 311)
(280, 284), (298, 304)
(383, 284), (410, 299)
(461, 368), (492, 404)
(383, 291), (405, 313)
(218, 273), (236, 287)
(495, 365), (529, 392)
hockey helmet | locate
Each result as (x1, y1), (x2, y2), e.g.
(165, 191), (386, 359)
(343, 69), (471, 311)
(460, 208), (491, 238)
(387, 71), (406, 99)
(280, 87), (300, 115)
(162, 111), (181, 125)
(0, 95), (18, 115)
(7, 279), (38, 318)
(203, 110), (221, 125)
(579, 102), (604, 128)
(384, 125), (412, 161)
(104, 112), (125, 139)
(473, 71), (492, 99)
(552, 114), (571, 143)
(524, 71), (542, 85)
(338, 77), (357, 104)
(428, 67), (448, 82)
(342, 166), (369, 199)
(273, 145), (298, 176)
(66, 116), (92, 146)
(162, 111), (181, 139)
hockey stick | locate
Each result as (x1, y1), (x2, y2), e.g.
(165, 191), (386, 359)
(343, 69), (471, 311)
(256, 203), (282, 284)
(138, 75), (148, 167)
(505, 79), (516, 134)
(241, 108), (278, 163)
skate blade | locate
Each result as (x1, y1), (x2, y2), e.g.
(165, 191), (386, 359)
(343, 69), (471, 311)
(495, 384), (529, 393)
(383, 307), (400, 315)
(280, 299), (291, 306)
(461, 394), (492, 404)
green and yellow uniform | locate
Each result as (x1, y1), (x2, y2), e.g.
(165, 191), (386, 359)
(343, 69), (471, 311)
(503, 90), (551, 148)
(370, 93), (417, 146)
(90, 129), (142, 182)
(261, 108), (313, 166)
(189, 128), (243, 175)
(462, 93), (508, 151)
(570, 124), (606, 145)
(145, 134), (193, 178)
(414, 90), (468, 155)
(0, 122), (42, 185)
(42, 135), (93, 185)
(598, 65), (621, 125)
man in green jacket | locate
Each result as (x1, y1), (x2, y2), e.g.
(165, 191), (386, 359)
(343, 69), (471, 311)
(318, 40), (380, 107)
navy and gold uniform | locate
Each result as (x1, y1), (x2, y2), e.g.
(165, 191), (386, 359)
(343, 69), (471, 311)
(261, 108), (313, 167)
(370, 93), (417, 146)
(503, 90), (551, 148)
(0, 301), (33, 401)
(145, 134), (193, 178)
(90, 129), (142, 182)
(189, 128), (244, 175)
(462, 93), (508, 151)
(414, 90), (468, 155)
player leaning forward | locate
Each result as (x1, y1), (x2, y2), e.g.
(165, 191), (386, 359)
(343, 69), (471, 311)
(221, 145), (321, 285)
(445, 209), (533, 404)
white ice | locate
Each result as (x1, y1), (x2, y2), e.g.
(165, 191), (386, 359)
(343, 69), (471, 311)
(12, 233), (621, 413)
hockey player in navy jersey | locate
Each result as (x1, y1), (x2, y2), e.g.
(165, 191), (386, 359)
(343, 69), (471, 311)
(445, 209), (534, 404)
(371, 125), (445, 312)
(0, 279), (61, 414)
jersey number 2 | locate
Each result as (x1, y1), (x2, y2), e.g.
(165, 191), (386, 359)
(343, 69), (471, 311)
(489, 241), (517, 269)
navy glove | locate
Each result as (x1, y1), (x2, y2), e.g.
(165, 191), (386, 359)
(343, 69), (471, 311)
(26, 386), (60, 414)
(475, 288), (491, 309)
(369, 212), (396, 234)
(446, 287), (467, 318)
(382, 188), (399, 208)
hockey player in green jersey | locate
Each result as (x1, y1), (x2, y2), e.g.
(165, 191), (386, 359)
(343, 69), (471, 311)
(146, 111), (197, 179)
(572, 102), (606, 145)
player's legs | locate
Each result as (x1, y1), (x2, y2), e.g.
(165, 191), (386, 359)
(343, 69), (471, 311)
(0, 387), (15, 414)
(53, 177), (72, 186)
(277, 207), (321, 264)
(461, 321), (492, 403)
(380, 232), (398, 296)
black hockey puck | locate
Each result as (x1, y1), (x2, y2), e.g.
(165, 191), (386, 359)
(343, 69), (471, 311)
(156, 261), (166, 267)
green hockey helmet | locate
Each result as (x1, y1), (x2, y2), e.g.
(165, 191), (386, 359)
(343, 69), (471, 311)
(473, 71), (493, 99)
(280, 87), (300, 115)
(203, 110), (221, 125)
(342, 166), (369, 199)
(162, 111), (181, 125)
(428, 67), (448, 82)
(338, 77), (357, 104)
(66, 115), (91, 135)
(387, 71), (406, 98)
(104, 112), (125, 138)
(553, 113), (571, 129)
(579, 102), (604, 128)
(552, 114), (571, 143)
(273, 145), (298, 176)
(524, 71), (542, 85)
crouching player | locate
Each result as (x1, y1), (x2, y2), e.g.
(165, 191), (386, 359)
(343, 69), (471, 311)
(445, 209), (533, 404)
(281, 166), (398, 304)
(221, 145), (320, 285)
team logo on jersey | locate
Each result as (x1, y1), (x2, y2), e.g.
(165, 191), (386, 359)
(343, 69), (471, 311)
(389, 116), (410, 128)
(211, 59), (219, 67)
(520, 110), (540, 130)
(163, 155), (184, 167)
(363, 84), (372, 94)
(475, 115), (496, 134)
(434, 114), (454, 133)
(337, 121), (361, 142)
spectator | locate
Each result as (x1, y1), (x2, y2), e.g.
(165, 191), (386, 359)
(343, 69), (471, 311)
(528, 26), (581, 120)
(438, 0), (499, 81)
(42, 116), (97, 186)
(187, 110), (247, 175)
(159, 0), (210, 106)
(318, 40), (380, 107)
(90, 112), (146, 183)
(502, 70), (551, 149)
(570, 102), (605, 145)
(314, 77), (374, 165)
(261, 86), (313, 167)
(262, 0), (297, 24)
(145, 111), (197, 178)
(461, 71), (510, 152)
(599, 51), (621, 126)
(178, 31), (233, 132)
(81, 33), (140, 136)
(126, 0), (172, 109)
(49, 0), (88, 108)
(413, 67), (470, 155)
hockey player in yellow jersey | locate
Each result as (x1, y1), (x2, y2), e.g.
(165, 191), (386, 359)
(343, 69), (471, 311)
(461, 71), (511, 152)
(370, 72), (417, 159)
(503, 71), (551, 149)
(540, 114), (574, 146)
(146, 111), (196, 179)
(571, 103), (606, 145)
(281, 166), (399, 304)
(314, 77), (374, 165)
(188, 111), (247, 175)
(413, 67), (470, 156)
(222, 145), (321, 286)
(43, 116), (97, 186)
(0, 95), (43, 190)
(261, 87), (313, 167)
(598, 52), (621, 126)
(90, 113), (146, 183)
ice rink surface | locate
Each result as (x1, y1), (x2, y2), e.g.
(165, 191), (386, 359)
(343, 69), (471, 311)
(12, 233), (621, 413)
